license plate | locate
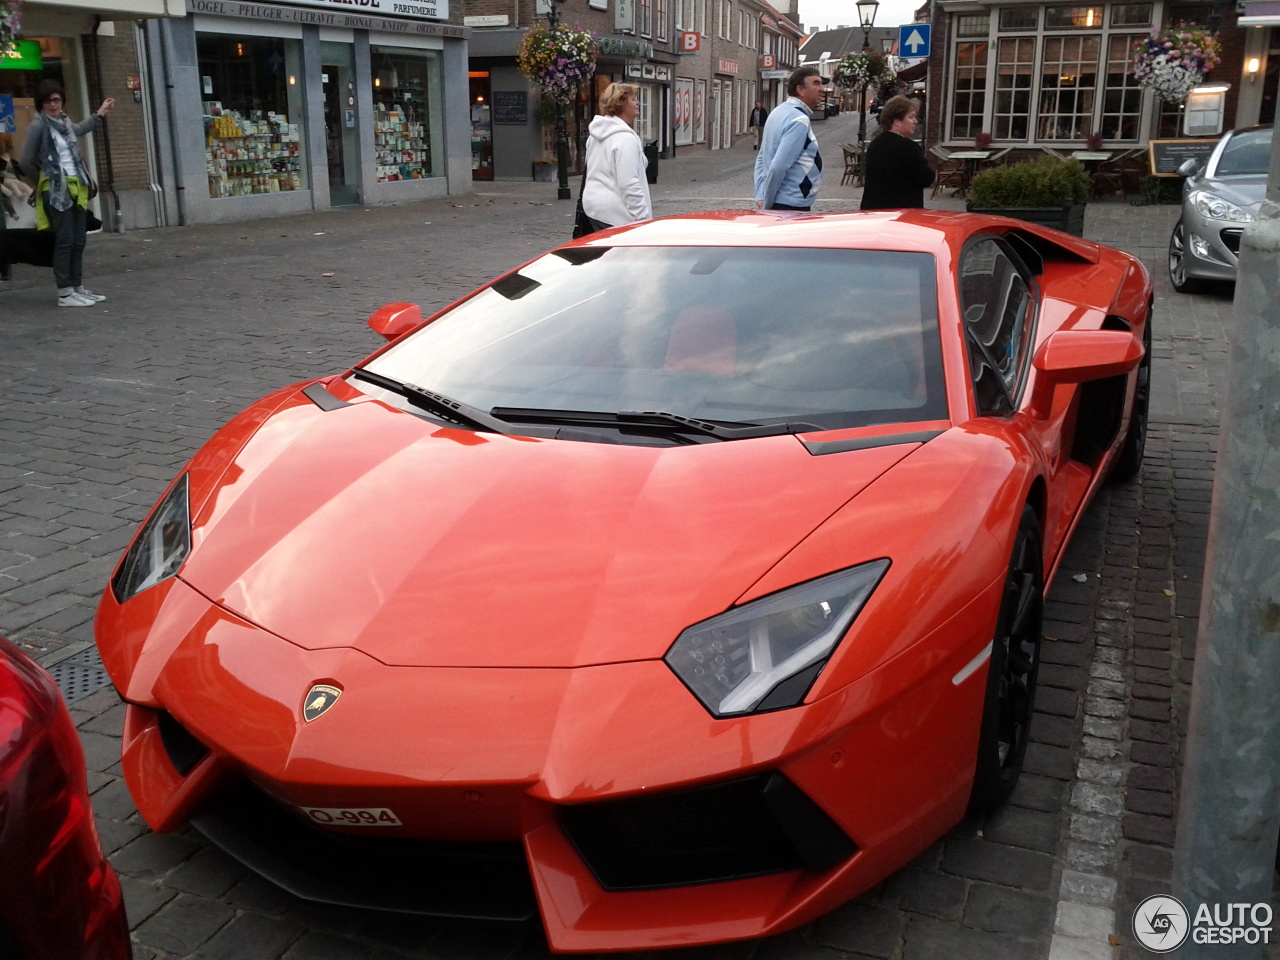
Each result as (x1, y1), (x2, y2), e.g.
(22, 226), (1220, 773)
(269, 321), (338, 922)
(300, 806), (402, 827)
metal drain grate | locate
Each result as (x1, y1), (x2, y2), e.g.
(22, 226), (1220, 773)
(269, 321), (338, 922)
(46, 648), (113, 705)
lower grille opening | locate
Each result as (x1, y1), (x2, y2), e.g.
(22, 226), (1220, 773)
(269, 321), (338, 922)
(558, 772), (857, 891)
(189, 778), (537, 921)
(1221, 228), (1243, 256)
(156, 711), (210, 776)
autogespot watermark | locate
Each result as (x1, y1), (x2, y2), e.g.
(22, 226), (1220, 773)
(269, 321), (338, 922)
(1133, 895), (1275, 952)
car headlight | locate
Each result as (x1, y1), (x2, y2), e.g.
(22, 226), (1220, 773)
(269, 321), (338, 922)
(1190, 191), (1254, 223)
(111, 475), (191, 603)
(665, 560), (890, 718)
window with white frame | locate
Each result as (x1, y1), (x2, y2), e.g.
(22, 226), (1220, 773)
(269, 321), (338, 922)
(1101, 32), (1144, 138)
(994, 37), (1034, 140)
(656, 0), (667, 39)
(949, 1), (1151, 144)
(950, 41), (988, 139)
(1038, 35), (1099, 139)
(639, 0), (652, 36)
(697, 0), (707, 36)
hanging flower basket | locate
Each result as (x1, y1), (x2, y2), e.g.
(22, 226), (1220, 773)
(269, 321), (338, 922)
(834, 50), (895, 90)
(516, 22), (597, 103)
(0, 0), (22, 52)
(1131, 23), (1222, 104)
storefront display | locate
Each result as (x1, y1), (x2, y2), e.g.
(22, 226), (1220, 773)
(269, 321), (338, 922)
(197, 34), (307, 199)
(205, 110), (302, 197)
(372, 48), (442, 181)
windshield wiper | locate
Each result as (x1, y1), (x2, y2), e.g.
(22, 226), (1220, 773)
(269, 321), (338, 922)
(351, 368), (510, 433)
(489, 406), (822, 440)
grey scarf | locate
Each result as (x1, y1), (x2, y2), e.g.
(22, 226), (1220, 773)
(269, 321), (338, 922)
(33, 112), (91, 213)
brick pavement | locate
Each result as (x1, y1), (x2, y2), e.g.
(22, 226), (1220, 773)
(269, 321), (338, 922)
(0, 131), (1239, 959)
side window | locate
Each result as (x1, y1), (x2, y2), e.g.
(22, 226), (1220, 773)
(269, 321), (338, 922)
(959, 237), (1037, 415)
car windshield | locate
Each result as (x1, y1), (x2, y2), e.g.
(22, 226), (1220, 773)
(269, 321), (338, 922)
(1214, 128), (1273, 176)
(363, 245), (946, 432)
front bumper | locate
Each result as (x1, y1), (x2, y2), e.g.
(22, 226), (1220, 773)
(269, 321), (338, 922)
(1181, 208), (1245, 282)
(96, 577), (996, 952)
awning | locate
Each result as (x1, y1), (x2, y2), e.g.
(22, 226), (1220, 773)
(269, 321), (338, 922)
(898, 60), (928, 82)
(1239, 0), (1280, 24)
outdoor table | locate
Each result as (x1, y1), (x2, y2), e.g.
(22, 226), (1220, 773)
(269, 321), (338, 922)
(946, 150), (993, 197)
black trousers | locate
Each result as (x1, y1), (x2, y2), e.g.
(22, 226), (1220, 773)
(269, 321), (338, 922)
(45, 200), (88, 290)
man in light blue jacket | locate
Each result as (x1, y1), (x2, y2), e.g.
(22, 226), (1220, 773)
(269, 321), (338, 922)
(754, 67), (827, 211)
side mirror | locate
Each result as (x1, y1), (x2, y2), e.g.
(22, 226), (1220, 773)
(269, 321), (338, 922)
(367, 302), (423, 341)
(1177, 158), (1200, 178)
(1027, 329), (1144, 419)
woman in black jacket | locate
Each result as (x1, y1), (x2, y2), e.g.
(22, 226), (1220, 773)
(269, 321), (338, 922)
(860, 96), (935, 210)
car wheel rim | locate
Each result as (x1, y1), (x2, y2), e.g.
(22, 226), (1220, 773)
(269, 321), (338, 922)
(1169, 224), (1187, 286)
(995, 536), (1041, 774)
(1131, 321), (1152, 452)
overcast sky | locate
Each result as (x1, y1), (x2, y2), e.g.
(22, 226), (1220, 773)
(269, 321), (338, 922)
(796, 0), (925, 34)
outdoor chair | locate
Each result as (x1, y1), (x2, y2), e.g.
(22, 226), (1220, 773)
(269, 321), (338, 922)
(930, 147), (966, 198)
(841, 144), (862, 185)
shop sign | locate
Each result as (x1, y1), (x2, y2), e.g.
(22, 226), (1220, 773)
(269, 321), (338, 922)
(0, 40), (43, 70)
(613, 0), (633, 32)
(625, 61), (642, 78)
(760, 54), (774, 68)
(678, 30), (699, 51)
(717, 57), (738, 75)
(187, 0), (468, 32)
(463, 14), (507, 24)
(761, 69), (790, 80)
(654, 65), (670, 80)
(588, 0), (607, 9)
(596, 35), (652, 58)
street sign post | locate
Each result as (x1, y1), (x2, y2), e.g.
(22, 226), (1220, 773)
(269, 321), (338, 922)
(898, 23), (931, 59)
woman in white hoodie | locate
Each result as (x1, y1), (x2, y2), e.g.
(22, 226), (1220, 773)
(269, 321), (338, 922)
(581, 83), (652, 229)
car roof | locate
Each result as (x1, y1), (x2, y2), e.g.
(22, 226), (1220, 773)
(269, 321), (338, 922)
(571, 209), (1100, 264)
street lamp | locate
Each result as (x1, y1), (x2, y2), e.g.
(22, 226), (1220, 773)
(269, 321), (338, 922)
(855, 0), (879, 175)
(544, 0), (573, 200)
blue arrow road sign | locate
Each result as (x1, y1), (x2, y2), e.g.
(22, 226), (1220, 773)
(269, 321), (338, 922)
(898, 23), (931, 58)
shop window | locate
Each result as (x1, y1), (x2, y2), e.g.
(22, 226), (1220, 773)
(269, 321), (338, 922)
(1045, 5), (1104, 28)
(372, 47), (444, 182)
(999, 8), (1038, 30)
(950, 42), (988, 140)
(994, 38), (1034, 140)
(1037, 35), (1099, 139)
(1100, 34), (1143, 139)
(199, 35), (307, 199)
(1110, 3), (1151, 25)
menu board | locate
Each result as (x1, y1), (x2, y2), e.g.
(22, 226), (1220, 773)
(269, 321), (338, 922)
(1148, 138), (1219, 177)
(493, 91), (528, 125)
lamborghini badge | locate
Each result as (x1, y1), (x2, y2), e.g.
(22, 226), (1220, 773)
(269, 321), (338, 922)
(303, 684), (342, 722)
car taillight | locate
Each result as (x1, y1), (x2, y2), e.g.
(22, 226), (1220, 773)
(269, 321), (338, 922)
(0, 644), (132, 959)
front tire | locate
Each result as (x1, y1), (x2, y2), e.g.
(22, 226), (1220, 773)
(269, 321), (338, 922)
(1168, 222), (1205, 294)
(968, 505), (1044, 815)
(1111, 308), (1152, 482)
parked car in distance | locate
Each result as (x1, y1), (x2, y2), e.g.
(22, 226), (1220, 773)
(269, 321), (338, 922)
(1168, 124), (1272, 293)
(96, 209), (1151, 953)
(0, 636), (133, 959)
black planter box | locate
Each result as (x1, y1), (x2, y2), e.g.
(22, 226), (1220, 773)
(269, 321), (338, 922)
(964, 202), (1086, 237)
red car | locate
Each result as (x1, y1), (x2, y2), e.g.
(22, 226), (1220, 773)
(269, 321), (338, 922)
(95, 210), (1150, 952)
(0, 637), (132, 959)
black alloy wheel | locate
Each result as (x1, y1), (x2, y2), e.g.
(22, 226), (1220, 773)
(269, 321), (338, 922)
(1111, 307), (1152, 482)
(968, 504), (1044, 814)
(1168, 221), (1205, 294)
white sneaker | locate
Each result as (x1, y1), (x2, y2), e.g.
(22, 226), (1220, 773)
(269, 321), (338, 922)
(57, 292), (95, 307)
(75, 287), (106, 302)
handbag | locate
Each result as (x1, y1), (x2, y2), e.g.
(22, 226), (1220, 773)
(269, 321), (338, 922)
(82, 173), (99, 201)
(572, 166), (596, 239)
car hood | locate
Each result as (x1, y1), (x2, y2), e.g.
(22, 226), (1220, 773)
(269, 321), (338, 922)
(1197, 174), (1267, 213)
(179, 394), (919, 668)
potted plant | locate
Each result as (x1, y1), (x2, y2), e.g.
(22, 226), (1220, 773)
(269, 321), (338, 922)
(1131, 23), (1222, 104)
(966, 154), (1091, 236)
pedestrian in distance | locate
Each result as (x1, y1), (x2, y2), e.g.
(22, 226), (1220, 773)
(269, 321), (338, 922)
(16, 80), (115, 307)
(859, 95), (935, 211)
(749, 100), (769, 150)
(754, 66), (827, 212)
(581, 82), (653, 231)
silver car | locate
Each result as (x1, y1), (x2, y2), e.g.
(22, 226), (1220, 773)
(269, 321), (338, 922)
(1168, 124), (1272, 293)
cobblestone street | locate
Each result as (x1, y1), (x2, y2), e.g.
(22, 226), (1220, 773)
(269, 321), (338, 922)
(0, 113), (1243, 959)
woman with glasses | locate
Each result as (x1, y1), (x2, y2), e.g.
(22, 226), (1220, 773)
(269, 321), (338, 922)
(16, 80), (115, 307)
